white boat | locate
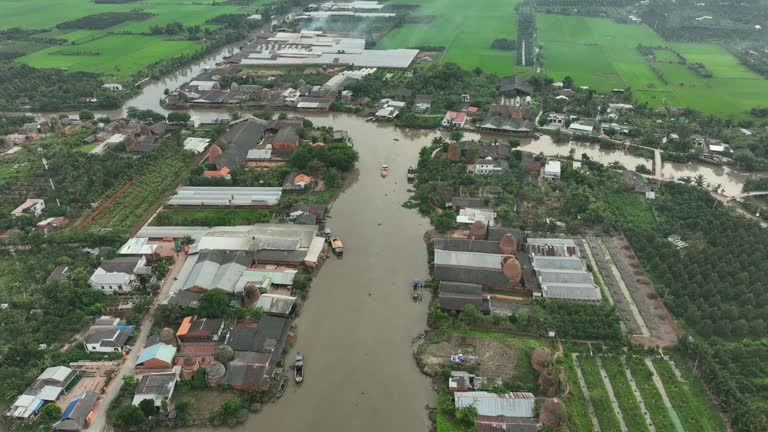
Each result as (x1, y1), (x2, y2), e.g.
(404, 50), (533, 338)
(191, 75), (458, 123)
(295, 353), (304, 383)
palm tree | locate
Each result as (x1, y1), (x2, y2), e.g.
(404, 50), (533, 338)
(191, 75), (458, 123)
(431, 136), (446, 147)
(694, 174), (705, 188)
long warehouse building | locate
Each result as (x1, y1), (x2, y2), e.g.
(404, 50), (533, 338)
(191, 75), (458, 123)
(167, 187), (282, 208)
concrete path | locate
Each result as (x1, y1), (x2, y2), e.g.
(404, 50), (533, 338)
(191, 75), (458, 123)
(654, 148), (662, 177)
(597, 238), (651, 336)
(622, 357), (656, 432)
(572, 354), (602, 432)
(645, 358), (685, 432)
(581, 238), (614, 305)
(663, 356), (687, 383)
(596, 356), (629, 432)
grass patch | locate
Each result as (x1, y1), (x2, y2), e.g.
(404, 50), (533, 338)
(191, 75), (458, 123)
(578, 355), (622, 431)
(152, 208), (273, 226)
(603, 192), (657, 230)
(626, 357), (679, 431)
(601, 357), (650, 432)
(76, 142), (99, 153)
(652, 358), (726, 431)
(561, 354), (595, 431)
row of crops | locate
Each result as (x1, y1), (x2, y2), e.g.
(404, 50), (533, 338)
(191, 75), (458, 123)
(563, 353), (725, 432)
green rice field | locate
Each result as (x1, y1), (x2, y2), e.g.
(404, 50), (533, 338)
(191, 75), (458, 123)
(537, 15), (768, 116)
(18, 35), (201, 76)
(4, 0), (265, 77)
(377, 0), (532, 75)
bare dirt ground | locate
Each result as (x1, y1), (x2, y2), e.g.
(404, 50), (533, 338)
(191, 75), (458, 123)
(420, 334), (519, 379)
(600, 234), (680, 347)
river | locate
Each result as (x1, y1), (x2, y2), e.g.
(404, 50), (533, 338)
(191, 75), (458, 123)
(189, 115), (438, 432)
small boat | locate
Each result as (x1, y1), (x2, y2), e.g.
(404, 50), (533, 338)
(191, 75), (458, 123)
(381, 164), (389, 177)
(324, 227), (332, 242)
(407, 166), (417, 182)
(412, 279), (422, 299)
(330, 237), (343, 255)
(295, 353), (304, 383)
(275, 376), (288, 399)
(365, 116), (375, 122)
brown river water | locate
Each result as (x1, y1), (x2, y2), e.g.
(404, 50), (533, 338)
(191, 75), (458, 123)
(189, 115), (438, 432)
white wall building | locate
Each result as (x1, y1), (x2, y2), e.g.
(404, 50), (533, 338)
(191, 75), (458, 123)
(88, 256), (146, 293)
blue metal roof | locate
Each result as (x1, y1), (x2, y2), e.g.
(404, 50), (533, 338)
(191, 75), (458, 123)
(59, 396), (80, 420)
(136, 343), (177, 365)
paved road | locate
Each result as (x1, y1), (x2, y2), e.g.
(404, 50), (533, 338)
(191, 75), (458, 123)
(86, 252), (187, 432)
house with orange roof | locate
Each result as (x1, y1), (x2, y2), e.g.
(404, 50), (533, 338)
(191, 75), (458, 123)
(283, 172), (314, 191)
(202, 166), (231, 179)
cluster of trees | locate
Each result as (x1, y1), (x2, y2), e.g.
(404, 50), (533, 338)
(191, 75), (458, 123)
(0, 247), (112, 402)
(0, 113), (35, 135)
(525, 300), (625, 341)
(490, 38), (517, 51)
(627, 183), (768, 340)
(679, 337), (768, 431)
(288, 142), (359, 172)
(516, 10), (536, 65)
(56, 12), (153, 30)
(0, 64), (124, 111)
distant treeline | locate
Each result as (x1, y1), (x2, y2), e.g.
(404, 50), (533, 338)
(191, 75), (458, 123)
(56, 12), (153, 30)
(94, 0), (139, 3)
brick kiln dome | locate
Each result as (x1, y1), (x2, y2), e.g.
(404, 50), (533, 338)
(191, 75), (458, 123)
(207, 144), (222, 163)
(469, 220), (487, 240)
(540, 398), (566, 427)
(499, 233), (518, 254)
(501, 255), (522, 285)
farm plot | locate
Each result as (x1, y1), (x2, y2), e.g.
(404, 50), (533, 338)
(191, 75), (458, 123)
(561, 354), (596, 431)
(151, 208), (273, 226)
(87, 146), (195, 233)
(18, 35), (201, 77)
(652, 358), (726, 431)
(627, 357), (682, 432)
(377, 0), (531, 75)
(578, 355), (623, 431)
(0, 0), (248, 30)
(537, 15), (768, 116)
(601, 357), (652, 432)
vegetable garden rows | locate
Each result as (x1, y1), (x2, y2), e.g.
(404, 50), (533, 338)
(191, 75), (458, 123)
(568, 354), (725, 432)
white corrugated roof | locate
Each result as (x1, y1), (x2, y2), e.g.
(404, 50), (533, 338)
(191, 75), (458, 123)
(434, 250), (504, 269)
(454, 392), (535, 417)
(542, 283), (602, 301)
(183, 137), (210, 153)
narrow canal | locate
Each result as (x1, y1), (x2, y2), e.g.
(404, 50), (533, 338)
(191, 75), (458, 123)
(191, 115), (439, 431)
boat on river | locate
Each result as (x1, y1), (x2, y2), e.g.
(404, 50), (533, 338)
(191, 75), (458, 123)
(407, 166), (417, 182)
(412, 279), (422, 300)
(330, 237), (343, 255)
(699, 154), (729, 166)
(381, 164), (389, 177)
(295, 353), (304, 383)
(275, 376), (288, 399)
